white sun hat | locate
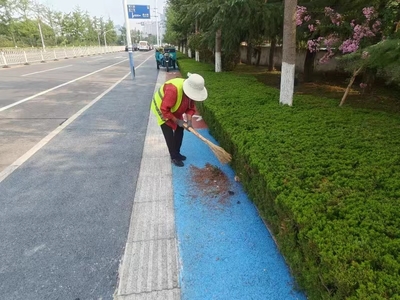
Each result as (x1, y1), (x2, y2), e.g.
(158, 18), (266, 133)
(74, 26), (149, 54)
(183, 72), (208, 101)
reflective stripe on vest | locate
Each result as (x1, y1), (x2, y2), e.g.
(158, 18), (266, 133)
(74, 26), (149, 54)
(151, 78), (185, 125)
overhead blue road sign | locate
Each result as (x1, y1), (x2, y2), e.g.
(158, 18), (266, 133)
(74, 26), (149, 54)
(127, 5), (150, 19)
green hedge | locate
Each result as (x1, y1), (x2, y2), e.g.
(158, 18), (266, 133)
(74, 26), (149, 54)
(177, 54), (400, 299)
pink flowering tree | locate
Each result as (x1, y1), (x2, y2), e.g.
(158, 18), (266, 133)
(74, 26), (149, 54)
(296, 5), (383, 105)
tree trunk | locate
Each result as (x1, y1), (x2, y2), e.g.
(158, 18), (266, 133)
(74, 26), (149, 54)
(256, 48), (261, 66)
(11, 31), (17, 47)
(279, 0), (297, 106)
(303, 49), (316, 82)
(215, 28), (222, 72)
(268, 38), (276, 71)
(362, 68), (377, 93)
(195, 19), (200, 62)
(247, 42), (252, 65)
(339, 66), (362, 106)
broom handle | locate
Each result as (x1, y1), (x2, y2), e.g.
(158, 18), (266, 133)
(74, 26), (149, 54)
(183, 124), (210, 144)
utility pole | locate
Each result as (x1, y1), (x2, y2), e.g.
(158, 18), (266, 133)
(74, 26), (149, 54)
(279, 0), (297, 106)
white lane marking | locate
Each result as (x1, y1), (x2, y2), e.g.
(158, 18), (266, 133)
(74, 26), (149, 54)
(0, 54), (153, 183)
(0, 59), (128, 112)
(90, 57), (107, 61)
(21, 65), (73, 77)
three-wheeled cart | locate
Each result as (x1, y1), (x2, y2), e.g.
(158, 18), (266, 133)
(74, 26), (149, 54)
(155, 47), (177, 72)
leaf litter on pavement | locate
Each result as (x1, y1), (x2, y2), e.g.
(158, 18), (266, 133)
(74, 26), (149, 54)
(188, 163), (235, 209)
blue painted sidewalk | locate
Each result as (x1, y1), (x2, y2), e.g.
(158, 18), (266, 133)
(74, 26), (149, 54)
(172, 128), (307, 300)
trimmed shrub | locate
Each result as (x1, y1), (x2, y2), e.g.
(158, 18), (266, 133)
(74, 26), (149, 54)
(178, 53), (400, 300)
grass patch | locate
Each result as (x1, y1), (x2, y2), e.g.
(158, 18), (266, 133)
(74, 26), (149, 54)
(231, 63), (400, 115)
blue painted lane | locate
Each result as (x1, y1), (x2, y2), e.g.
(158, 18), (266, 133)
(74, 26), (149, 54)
(172, 129), (307, 300)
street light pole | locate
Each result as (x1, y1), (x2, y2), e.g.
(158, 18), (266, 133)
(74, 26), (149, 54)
(103, 29), (114, 50)
(34, 0), (45, 52)
(123, 0), (135, 78)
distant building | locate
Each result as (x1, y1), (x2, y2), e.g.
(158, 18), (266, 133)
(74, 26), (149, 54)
(140, 14), (165, 44)
(142, 21), (157, 36)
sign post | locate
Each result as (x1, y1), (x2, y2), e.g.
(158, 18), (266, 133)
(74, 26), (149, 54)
(123, 4), (151, 79)
(123, 0), (135, 78)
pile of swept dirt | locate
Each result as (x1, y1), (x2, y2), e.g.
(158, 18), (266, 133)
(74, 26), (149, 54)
(188, 163), (234, 208)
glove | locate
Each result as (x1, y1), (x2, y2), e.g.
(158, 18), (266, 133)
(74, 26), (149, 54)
(187, 120), (193, 129)
(176, 119), (185, 127)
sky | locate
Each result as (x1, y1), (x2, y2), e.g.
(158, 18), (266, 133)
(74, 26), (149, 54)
(43, 0), (166, 29)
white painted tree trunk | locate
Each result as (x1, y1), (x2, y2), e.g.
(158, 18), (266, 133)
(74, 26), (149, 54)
(280, 62), (295, 105)
(215, 52), (221, 72)
(195, 19), (200, 62)
(188, 48), (192, 58)
(279, 0), (297, 106)
(215, 29), (222, 72)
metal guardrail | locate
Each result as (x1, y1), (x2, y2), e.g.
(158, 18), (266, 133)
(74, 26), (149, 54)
(0, 46), (125, 68)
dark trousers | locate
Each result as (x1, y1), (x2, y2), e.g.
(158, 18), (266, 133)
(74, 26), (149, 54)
(161, 123), (184, 159)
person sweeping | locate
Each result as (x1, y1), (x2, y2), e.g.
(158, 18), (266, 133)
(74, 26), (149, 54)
(151, 73), (208, 167)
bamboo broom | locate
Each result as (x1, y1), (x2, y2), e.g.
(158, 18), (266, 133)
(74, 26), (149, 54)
(184, 124), (232, 164)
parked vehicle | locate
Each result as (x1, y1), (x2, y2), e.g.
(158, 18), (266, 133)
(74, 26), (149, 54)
(155, 46), (177, 72)
(125, 44), (139, 51)
(138, 41), (150, 51)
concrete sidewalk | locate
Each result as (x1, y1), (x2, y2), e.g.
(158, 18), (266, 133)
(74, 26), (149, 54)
(115, 70), (181, 300)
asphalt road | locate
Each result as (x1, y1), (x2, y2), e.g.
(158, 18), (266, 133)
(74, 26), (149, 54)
(0, 50), (158, 299)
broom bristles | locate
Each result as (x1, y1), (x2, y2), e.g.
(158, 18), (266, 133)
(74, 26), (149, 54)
(204, 140), (232, 164)
(187, 126), (232, 164)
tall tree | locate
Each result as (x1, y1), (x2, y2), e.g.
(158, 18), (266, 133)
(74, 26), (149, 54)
(42, 5), (59, 45)
(0, 0), (19, 46)
(104, 18), (117, 46)
(71, 6), (86, 43)
(31, 1), (47, 50)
